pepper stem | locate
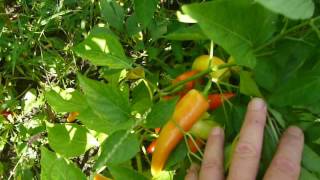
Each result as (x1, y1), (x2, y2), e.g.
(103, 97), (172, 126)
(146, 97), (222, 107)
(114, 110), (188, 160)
(202, 79), (212, 98)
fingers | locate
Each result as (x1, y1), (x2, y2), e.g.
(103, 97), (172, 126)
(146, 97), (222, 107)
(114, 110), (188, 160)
(227, 98), (267, 180)
(264, 126), (304, 180)
(199, 127), (225, 180)
(185, 163), (200, 180)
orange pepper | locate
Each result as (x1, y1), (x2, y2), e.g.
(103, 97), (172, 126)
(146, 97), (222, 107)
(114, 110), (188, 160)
(93, 174), (112, 180)
(67, 112), (79, 123)
(151, 89), (209, 175)
(147, 137), (204, 154)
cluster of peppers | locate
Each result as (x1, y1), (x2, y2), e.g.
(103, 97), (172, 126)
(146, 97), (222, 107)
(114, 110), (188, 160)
(149, 55), (235, 176)
(66, 55), (235, 179)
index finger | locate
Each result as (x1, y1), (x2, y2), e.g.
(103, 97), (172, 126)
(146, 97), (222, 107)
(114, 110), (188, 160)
(227, 98), (267, 180)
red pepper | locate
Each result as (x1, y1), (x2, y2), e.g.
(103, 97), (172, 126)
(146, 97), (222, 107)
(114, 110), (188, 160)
(155, 128), (161, 134)
(161, 96), (174, 100)
(147, 140), (157, 154)
(188, 137), (205, 153)
(208, 93), (235, 110)
(151, 89), (209, 175)
(172, 70), (199, 96)
(1, 111), (12, 118)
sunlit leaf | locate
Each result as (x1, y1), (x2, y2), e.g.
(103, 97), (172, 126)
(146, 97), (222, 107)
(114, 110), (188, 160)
(40, 147), (86, 180)
(94, 130), (139, 169)
(74, 27), (131, 69)
(47, 123), (98, 158)
(256, 0), (314, 20)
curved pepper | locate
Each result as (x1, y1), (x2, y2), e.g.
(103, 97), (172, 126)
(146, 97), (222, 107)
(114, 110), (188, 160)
(151, 89), (209, 176)
(147, 137), (204, 154)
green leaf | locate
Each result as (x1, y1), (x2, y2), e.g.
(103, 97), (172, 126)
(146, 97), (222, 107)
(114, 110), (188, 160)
(74, 52), (132, 69)
(255, 38), (318, 92)
(164, 25), (208, 41)
(256, 0), (314, 20)
(302, 145), (320, 175)
(100, 0), (124, 31)
(131, 81), (152, 114)
(45, 90), (87, 112)
(269, 72), (320, 106)
(74, 27), (131, 69)
(109, 165), (148, 180)
(40, 147), (86, 180)
(240, 71), (262, 97)
(134, 0), (158, 27)
(145, 98), (178, 128)
(182, 0), (277, 68)
(47, 123), (97, 158)
(78, 106), (133, 134)
(305, 123), (320, 144)
(254, 58), (278, 92)
(165, 140), (188, 169)
(300, 168), (319, 180)
(126, 13), (141, 36)
(261, 125), (278, 172)
(94, 130), (140, 169)
(148, 20), (168, 41)
(78, 74), (130, 124)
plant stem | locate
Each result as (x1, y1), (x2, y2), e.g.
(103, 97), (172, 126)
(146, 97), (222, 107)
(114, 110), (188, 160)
(255, 16), (320, 52)
(136, 153), (143, 173)
(161, 69), (212, 93)
(202, 79), (212, 97)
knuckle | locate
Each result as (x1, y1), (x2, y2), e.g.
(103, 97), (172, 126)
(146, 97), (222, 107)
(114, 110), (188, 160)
(273, 157), (300, 177)
(235, 141), (259, 159)
(248, 117), (265, 127)
(201, 159), (223, 172)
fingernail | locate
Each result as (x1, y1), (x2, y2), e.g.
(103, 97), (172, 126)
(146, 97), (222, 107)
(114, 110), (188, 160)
(211, 127), (223, 136)
(249, 98), (266, 111)
(287, 126), (303, 138)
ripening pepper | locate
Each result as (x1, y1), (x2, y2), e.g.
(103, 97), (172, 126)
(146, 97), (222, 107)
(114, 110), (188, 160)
(147, 137), (204, 154)
(192, 55), (231, 82)
(172, 70), (199, 96)
(67, 112), (79, 123)
(208, 93), (235, 110)
(147, 140), (157, 154)
(190, 118), (220, 140)
(94, 174), (112, 180)
(151, 89), (209, 176)
(188, 137), (205, 153)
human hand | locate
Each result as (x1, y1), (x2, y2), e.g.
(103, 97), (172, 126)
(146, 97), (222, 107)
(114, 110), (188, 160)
(185, 98), (304, 180)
